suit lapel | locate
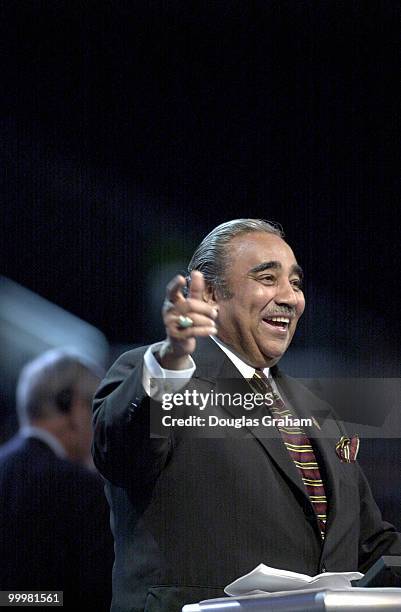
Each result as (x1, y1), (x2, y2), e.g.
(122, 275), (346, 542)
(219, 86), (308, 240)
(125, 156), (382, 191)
(192, 339), (346, 540)
(273, 368), (346, 537)
(191, 339), (312, 510)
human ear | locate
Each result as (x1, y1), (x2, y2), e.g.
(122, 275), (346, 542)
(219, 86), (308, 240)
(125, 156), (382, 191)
(203, 283), (218, 306)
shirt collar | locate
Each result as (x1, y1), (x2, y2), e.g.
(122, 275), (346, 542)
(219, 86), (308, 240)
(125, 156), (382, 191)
(20, 425), (67, 459)
(210, 335), (270, 380)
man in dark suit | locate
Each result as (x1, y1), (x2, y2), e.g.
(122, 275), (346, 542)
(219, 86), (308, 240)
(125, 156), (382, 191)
(92, 219), (401, 612)
(0, 349), (114, 611)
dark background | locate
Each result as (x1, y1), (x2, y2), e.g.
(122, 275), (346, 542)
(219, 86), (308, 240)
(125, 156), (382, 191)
(1, 1), (400, 525)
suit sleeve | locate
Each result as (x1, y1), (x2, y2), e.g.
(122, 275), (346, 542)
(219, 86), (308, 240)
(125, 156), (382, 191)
(92, 348), (172, 488)
(357, 463), (401, 572)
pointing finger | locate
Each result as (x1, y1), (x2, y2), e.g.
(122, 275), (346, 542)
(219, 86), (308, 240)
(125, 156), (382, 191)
(188, 270), (205, 301)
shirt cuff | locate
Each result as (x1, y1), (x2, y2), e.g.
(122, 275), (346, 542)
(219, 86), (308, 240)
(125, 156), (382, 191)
(143, 341), (196, 400)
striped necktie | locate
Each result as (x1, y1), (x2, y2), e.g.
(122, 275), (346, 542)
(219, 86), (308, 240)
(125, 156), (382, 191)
(252, 369), (327, 539)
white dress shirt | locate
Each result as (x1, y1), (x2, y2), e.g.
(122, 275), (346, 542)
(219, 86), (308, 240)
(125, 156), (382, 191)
(142, 336), (270, 401)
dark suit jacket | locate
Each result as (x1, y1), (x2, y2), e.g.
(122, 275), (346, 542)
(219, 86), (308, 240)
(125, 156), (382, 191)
(0, 434), (114, 611)
(92, 337), (401, 612)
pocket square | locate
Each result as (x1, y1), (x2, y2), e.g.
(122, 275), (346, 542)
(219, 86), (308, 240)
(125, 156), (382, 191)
(335, 435), (360, 463)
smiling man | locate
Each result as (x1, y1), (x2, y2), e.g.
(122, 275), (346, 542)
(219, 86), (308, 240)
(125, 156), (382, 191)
(92, 219), (401, 612)
(199, 230), (305, 367)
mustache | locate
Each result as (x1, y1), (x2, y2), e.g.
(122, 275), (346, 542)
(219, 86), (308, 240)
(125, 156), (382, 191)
(262, 307), (296, 319)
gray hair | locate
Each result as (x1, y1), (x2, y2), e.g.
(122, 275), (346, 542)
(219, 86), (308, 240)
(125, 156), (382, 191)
(187, 218), (284, 298)
(16, 349), (104, 426)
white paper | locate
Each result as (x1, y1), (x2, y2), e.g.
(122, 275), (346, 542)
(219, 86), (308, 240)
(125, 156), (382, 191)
(224, 563), (364, 596)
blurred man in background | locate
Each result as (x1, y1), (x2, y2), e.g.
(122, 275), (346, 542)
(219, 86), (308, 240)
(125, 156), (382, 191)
(0, 349), (114, 611)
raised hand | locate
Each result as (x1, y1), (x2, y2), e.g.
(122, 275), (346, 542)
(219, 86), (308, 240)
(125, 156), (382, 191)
(158, 271), (218, 369)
